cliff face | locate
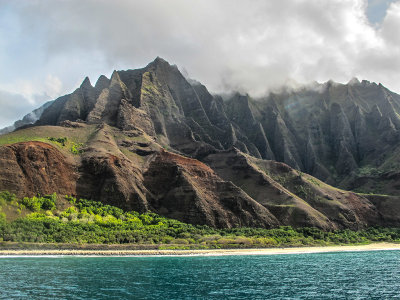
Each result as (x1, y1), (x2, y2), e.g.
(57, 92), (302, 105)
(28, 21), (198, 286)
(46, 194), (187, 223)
(34, 58), (400, 195)
(143, 150), (279, 228)
(0, 124), (279, 229)
(0, 141), (77, 196)
(227, 80), (400, 194)
(1, 57), (400, 229)
(203, 149), (381, 230)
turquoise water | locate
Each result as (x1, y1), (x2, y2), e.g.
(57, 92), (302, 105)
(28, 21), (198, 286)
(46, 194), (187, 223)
(1, 251), (400, 299)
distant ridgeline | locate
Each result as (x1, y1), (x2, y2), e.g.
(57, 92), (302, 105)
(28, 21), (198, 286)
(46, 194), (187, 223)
(1, 57), (400, 231)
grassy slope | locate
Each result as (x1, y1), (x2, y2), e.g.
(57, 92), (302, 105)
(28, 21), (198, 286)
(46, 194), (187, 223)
(0, 123), (160, 165)
(0, 123), (399, 236)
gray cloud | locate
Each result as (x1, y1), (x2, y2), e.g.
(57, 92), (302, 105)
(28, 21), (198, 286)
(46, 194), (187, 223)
(1, 0), (400, 116)
(0, 90), (47, 128)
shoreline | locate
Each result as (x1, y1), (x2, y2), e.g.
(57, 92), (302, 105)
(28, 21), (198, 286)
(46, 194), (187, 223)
(1, 243), (400, 257)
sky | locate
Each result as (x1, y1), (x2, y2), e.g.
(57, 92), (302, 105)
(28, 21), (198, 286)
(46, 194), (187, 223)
(0, 0), (399, 128)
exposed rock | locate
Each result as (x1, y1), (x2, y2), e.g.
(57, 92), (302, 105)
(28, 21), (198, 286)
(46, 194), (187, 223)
(10, 58), (400, 196)
(117, 99), (155, 136)
(0, 142), (77, 197)
(3, 57), (400, 228)
(203, 149), (380, 230)
(59, 120), (85, 128)
(76, 153), (149, 212)
(144, 150), (279, 228)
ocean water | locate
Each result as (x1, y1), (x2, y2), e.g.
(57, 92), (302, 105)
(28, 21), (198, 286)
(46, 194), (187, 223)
(1, 251), (400, 299)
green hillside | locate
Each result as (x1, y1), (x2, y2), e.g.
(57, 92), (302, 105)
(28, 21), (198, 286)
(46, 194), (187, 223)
(1, 191), (399, 249)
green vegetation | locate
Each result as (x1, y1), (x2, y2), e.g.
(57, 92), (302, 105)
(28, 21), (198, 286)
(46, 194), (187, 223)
(70, 142), (84, 154)
(269, 173), (291, 186)
(0, 126), (93, 158)
(47, 137), (68, 146)
(294, 185), (312, 200)
(21, 193), (57, 211)
(47, 137), (84, 154)
(307, 177), (321, 187)
(269, 171), (316, 201)
(0, 134), (49, 147)
(1, 191), (400, 248)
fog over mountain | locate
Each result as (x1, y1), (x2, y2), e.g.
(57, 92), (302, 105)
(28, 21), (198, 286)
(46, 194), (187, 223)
(3, 57), (400, 229)
(0, 0), (400, 128)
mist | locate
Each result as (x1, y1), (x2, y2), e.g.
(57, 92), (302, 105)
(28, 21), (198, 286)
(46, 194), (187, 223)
(0, 0), (400, 127)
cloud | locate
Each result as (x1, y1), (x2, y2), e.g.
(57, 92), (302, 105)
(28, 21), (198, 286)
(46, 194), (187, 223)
(1, 0), (400, 107)
(44, 75), (63, 99)
(0, 90), (46, 128)
(0, 74), (60, 128)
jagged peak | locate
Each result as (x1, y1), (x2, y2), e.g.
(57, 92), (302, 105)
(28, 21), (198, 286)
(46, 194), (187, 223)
(110, 70), (128, 89)
(154, 56), (169, 65)
(236, 93), (251, 102)
(95, 75), (110, 90)
(324, 79), (345, 90)
(325, 79), (335, 86)
(230, 92), (251, 102)
(110, 70), (120, 81)
(348, 77), (361, 85)
(146, 56), (171, 69)
(80, 76), (92, 89)
(361, 79), (371, 85)
(145, 56), (181, 74)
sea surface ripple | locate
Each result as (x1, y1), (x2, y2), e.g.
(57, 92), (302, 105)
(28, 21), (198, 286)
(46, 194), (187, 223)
(0, 250), (400, 299)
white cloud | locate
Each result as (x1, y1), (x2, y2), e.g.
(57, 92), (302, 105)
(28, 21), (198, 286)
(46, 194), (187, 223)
(381, 1), (400, 44)
(0, 90), (40, 128)
(0, 0), (400, 123)
(44, 75), (62, 99)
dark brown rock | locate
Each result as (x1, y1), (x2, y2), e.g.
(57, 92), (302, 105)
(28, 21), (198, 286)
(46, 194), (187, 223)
(143, 150), (279, 228)
(4, 58), (400, 229)
(0, 141), (77, 197)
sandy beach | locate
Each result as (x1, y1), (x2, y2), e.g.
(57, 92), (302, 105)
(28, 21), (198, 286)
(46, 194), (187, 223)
(1, 243), (400, 256)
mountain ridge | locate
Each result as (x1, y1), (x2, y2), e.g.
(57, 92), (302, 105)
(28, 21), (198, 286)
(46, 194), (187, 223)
(1, 57), (400, 229)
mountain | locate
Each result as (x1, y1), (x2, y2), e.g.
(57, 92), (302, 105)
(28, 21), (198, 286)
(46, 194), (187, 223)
(225, 79), (400, 195)
(1, 57), (400, 230)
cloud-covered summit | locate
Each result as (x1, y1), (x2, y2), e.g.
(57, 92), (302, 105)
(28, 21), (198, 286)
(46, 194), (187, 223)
(0, 0), (400, 127)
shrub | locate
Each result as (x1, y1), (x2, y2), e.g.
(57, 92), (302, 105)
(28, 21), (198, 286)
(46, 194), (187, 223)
(70, 142), (84, 154)
(0, 212), (6, 230)
(21, 194), (57, 211)
(48, 137), (68, 146)
(172, 238), (189, 244)
(0, 191), (17, 203)
(3, 191), (400, 247)
(21, 197), (41, 211)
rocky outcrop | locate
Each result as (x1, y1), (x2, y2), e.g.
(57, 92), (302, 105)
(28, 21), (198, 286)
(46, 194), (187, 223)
(2, 58), (400, 228)
(0, 123), (396, 229)
(144, 150), (278, 228)
(204, 149), (381, 230)
(0, 126), (278, 229)
(4, 59), (400, 195)
(31, 58), (400, 195)
(0, 141), (77, 197)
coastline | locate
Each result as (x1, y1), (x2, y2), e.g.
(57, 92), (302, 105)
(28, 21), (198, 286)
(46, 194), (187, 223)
(1, 243), (400, 257)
